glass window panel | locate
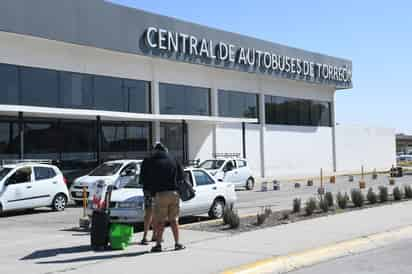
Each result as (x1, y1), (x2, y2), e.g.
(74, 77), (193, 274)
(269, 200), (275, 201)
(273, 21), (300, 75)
(123, 80), (151, 113)
(160, 122), (183, 162)
(159, 83), (210, 116)
(311, 102), (322, 126)
(60, 120), (96, 161)
(287, 99), (300, 125)
(319, 102), (331, 127)
(299, 100), (311, 126)
(0, 120), (19, 159)
(264, 96), (274, 124)
(0, 64), (19, 105)
(60, 72), (93, 108)
(219, 90), (258, 118)
(21, 67), (59, 107)
(23, 121), (60, 159)
(94, 76), (125, 112)
(274, 97), (288, 124)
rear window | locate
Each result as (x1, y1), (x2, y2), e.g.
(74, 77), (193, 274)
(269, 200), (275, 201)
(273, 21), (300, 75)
(34, 166), (56, 180)
(237, 160), (247, 168)
(199, 160), (225, 170)
(89, 163), (122, 176)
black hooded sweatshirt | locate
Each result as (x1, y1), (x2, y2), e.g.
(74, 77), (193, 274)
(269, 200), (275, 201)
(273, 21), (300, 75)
(140, 150), (184, 195)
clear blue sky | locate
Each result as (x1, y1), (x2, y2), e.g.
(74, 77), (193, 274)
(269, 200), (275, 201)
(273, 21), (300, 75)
(109, 0), (411, 134)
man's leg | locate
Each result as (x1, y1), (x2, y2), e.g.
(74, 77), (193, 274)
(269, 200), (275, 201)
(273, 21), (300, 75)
(141, 207), (152, 244)
(170, 219), (179, 244)
(152, 193), (166, 251)
(169, 192), (184, 250)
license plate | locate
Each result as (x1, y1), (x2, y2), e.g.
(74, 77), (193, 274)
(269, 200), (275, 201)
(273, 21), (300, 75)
(75, 192), (83, 198)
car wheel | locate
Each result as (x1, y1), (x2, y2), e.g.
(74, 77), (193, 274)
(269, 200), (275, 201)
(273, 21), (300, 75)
(52, 193), (67, 211)
(208, 199), (225, 219)
(246, 177), (255, 190)
(0, 203), (3, 216)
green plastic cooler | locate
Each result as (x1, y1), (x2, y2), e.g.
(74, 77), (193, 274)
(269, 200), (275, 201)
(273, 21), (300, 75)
(109, 223), (134, 250)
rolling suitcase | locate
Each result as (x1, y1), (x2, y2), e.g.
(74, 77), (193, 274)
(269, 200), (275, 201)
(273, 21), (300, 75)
(90, 184), (113, 251)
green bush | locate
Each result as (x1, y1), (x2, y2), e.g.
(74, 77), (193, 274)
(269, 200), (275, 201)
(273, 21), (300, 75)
(379, 186), (388, 203)
(293, 198), (301, 213)
(351, 189), (364, 207)
(223, 206), (240, 228)
(393, 186), (403, 201)
(305, 198), (317, 216)
(319, 198), (329, 213)
(337, 192), (348, 209)
(404, 185), (412, 199)
(367, 188), (377, 204)
(325, 192), (334, 207)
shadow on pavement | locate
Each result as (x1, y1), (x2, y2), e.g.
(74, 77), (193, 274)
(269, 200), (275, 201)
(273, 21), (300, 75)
(21, 245), (92, 261)
(36, 251), (149, 264)
(0, 208), (52, 218)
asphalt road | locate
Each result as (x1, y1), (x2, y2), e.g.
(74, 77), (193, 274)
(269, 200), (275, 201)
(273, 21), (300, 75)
(289, 238), (412, 274)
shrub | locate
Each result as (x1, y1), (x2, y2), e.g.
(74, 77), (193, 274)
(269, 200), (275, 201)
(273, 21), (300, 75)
(337, 192), (348, 209)
(222, 206), (232, 225)
(366, 188), (377, 204)
(325, 192), (334, 207)
(379, 186), (388, 203)
(319, 198), (329, 213)
(223, 206), (240, 228)
(393, 186), (403, 201)
(295, 182), (301, 188)
(305, 198), (317, 216)
(307, 180), (314, 187)
(256, 207), (272, 226)
(351, 189), (364, 207)
(293, 198), (301, 213)
(404, 185), (412, 199)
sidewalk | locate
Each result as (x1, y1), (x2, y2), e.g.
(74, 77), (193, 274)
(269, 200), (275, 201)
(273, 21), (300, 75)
(8, 200), (412, 274)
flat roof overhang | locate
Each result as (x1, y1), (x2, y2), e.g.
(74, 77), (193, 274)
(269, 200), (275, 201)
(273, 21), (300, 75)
(0, 105), (258, 124)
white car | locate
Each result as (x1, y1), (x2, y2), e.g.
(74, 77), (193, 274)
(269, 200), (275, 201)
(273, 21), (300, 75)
(0, 163), (69, 214)
(70, 160), (142, 205)
(103, 168), (237, 224)
(199, 158), (255, 190)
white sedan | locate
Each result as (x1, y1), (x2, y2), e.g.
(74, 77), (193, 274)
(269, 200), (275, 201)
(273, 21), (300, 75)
(104, 168), (237, 224)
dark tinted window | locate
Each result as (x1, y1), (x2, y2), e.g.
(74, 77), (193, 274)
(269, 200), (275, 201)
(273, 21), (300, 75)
(8, 167), (32, 184)
(60, 121), (96, 161)
(265, 95), (331, 127)
(101, 122), (151, 160)
(60, 72), (93, 108)
(0, 64), (19, 105)
(23, 121), (60, 159)
(160, 123), (184, 162)
(20, 67), (59, 107)
(34, 166), (56, 180)
(0, 120), (19, 159)
(89, 163), (122, 176)
(0, 168), (11, 181)
(159, 83), (210, 116)
(193, 170), (214, 186)
(94, 76), (124, 112)
(219, 90), (258, 118)
(123, 79), (150, 113)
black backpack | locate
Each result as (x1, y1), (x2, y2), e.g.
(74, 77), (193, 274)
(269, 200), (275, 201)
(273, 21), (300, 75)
(177, 179), (195, 201)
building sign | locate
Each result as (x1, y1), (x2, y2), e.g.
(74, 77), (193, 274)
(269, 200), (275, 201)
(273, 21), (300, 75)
(144, 27), (352, 85)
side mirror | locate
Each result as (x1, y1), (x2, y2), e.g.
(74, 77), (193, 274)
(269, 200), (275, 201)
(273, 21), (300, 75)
(218, 178), (223, 182)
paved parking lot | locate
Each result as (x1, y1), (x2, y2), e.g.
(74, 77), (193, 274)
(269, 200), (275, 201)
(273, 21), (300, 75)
(0, 173), (411, 273)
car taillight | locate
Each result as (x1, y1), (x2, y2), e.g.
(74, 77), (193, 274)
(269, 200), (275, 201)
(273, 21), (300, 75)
(63, 177), (68, 185)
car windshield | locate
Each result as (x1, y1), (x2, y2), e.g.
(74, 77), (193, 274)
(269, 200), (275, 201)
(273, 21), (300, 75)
(199, 160), (225, 170)
(0, 168), (11, 181)
(89, 163), (123, 176)
(123, 176), (142, 189)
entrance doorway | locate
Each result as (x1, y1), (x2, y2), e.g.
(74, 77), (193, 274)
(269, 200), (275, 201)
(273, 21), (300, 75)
(160, 122), (188, 163)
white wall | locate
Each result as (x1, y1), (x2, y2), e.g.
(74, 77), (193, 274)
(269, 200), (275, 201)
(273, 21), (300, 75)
(264, 125), (334, 179)
(187, 122), (214, 162)
(245, 124), (262, 177)
(335, 125), (396, 173)
(215, 124), (243, 156)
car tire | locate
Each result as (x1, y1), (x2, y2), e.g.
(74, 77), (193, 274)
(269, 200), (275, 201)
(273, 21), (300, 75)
(245, 177), (255, 190)
(0, 203), (3, 216)
(52, 193), (67, 211)
(208, 198), (225, 219)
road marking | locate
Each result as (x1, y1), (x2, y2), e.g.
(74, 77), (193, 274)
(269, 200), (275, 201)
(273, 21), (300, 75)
(222, 225), (412, 274)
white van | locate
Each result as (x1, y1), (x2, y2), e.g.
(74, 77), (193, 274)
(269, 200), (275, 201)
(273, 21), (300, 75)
(0, 163), (69, 214)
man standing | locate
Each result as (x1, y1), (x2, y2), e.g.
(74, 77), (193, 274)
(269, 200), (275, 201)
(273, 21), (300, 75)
(139, 143), (185, 252)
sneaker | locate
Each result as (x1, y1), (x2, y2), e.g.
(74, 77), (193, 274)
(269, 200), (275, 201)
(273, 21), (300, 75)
(174, 243), (186, 251)
(140, 239), (149, 245)
(151, 245), (162, 253)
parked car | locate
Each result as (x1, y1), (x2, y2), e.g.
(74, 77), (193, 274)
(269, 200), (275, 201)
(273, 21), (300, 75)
(69, 160), (142, 205)
(94, 168), (236, 224)
(199, 158), (255, 190)
(0, 163), (69, 214)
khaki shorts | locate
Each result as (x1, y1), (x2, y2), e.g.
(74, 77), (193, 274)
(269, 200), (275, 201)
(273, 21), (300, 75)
(154, 191), (180, 223)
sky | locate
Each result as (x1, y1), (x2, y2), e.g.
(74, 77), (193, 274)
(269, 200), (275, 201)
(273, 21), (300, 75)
(109, 0), (411, 134)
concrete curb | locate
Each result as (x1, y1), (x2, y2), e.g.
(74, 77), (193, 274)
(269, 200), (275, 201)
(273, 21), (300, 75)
(222, 224), (412, 274)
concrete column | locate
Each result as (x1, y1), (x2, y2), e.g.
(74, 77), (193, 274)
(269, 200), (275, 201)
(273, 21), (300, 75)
(259, 93), (266, 178)
(331, 92), (337, 172)
(211, 87), (218, 156)
(151, 79), (160, 144)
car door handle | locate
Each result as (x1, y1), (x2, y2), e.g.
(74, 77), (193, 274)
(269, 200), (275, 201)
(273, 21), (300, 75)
(26, 186), (32, 189)
(52, 181), (57, 184)
(212, 186), (217, 190)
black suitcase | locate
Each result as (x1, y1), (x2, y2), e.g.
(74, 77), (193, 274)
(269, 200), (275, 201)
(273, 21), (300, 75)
(90, 210), (110, 250)
(90, 185), (113, 251)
